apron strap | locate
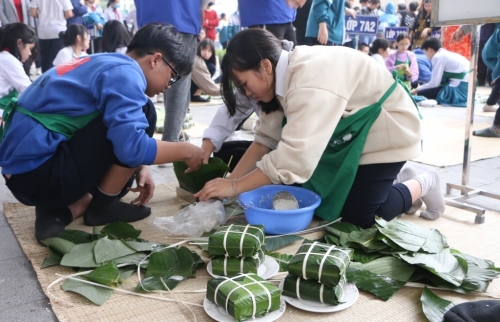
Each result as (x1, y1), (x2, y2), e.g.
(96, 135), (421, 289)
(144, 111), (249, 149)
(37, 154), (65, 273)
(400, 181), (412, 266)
(377, 80), (399, 106)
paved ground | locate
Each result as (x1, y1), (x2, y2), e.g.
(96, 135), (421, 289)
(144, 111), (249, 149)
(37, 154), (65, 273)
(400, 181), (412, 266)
(1, 96), (499, 321)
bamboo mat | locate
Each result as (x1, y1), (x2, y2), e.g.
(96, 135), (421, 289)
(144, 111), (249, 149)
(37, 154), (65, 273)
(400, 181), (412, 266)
(412, 115), (500, 167)
(4, 184), (500, 322)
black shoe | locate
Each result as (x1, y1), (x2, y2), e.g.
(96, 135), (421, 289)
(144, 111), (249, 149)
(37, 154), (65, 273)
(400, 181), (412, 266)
(35, 207), (73, 246)
(191, 95), (210, 103)
(179, 131), (190, 142)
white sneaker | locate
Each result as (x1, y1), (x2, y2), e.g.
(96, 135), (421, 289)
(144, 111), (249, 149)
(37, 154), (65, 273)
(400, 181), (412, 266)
(418, 99), (438, 107)
(482, 104), (498, 112)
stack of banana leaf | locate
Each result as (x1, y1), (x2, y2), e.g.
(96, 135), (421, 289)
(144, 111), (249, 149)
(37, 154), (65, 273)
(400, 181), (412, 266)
(282, 240), (353, 305)
(206, 273), (281, 321)
(324, 218), (500, 301)
(208, 224), (266, 276)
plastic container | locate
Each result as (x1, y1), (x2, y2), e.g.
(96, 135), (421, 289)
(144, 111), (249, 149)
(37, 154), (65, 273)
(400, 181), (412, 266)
(238, 185), (321, 235)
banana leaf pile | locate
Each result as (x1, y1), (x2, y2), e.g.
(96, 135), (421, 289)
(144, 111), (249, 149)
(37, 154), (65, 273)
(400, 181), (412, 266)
(283, 240), (352, 305)
(173, 157), (230, 193)
(324, 218), (500, 301)
(41, 222), (203, 305)
(211, 250), (265, 276)
(206, 273), (281, 321)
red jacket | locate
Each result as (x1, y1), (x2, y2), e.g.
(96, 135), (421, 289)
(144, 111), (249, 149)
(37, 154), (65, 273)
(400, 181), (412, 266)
(203, 9), (219, 40)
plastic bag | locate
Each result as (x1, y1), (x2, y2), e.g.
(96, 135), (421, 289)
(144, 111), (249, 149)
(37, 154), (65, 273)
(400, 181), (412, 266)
(153, 200), (227, 237)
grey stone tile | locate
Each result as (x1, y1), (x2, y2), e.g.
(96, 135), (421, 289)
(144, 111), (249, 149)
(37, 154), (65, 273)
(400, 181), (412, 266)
(0, 256), (50, 311)
(0, 226), (24, 261)
(0, 299), (57, 322)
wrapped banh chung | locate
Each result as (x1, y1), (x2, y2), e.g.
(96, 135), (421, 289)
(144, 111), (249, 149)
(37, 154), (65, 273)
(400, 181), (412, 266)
(211, 249), (265, 276)
(206, 273), (281, 321)
(287, 241), (352, 287)
(282, 273), (346, 305)
(208, 224), (265, 258)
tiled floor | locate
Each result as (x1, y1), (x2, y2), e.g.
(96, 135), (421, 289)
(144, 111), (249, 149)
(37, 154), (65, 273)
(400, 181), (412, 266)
(1, 97), (499, 321)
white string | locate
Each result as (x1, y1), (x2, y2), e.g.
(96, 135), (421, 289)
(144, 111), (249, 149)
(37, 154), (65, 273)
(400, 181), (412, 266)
(318, 245), (337, 283)
(239, 225), (250, 257)
(295, 277), (301, 299)
(319, 283), (325, 304)
(301, 242), (318, 279)
(224, 256), (228, 276)
(301, 242), (351, 260)
(222, 224), (233, 254)
(213, 224), (264, 256)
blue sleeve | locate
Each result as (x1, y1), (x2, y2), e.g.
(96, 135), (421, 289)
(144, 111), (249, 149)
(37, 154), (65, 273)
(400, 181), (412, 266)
(93, 65), (157, 167)
(72, 0), (88, 16)
(311, 0), (330, 23)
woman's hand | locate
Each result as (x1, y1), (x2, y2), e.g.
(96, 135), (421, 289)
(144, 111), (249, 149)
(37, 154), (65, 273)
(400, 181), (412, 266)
(201, 139), (215, 164)
(421, 28), (430, 38)
(410, 88), (419, 95)
(194, 178), (234, 201)
(318, 22), (328, 45)
(129, 166), (155, 206)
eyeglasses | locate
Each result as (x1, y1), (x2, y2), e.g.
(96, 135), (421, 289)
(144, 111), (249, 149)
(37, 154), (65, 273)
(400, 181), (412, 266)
(147, 52), (181, 86)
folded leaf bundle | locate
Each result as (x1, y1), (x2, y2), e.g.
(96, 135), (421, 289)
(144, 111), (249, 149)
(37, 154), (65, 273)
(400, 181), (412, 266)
(211, 250), (265, 276)
(208, 224), (265, 258)
(174, 157), (230, 193)
(206, 273), (281, 321)
(287, 241), (352, 287)
(282, 273), (346, 305)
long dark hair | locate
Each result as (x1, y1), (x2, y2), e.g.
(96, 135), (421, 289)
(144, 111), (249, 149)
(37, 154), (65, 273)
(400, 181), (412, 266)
(127, 23), (195, 77)
(0, 23), (37, 61)
(107, 0), (118, 8)
(59, 24), (87, 47)
(197, 39), (216, 66)
(417, 0), (432, 19)
(221, 28), (282, 116)
(102, 20), (131, 53)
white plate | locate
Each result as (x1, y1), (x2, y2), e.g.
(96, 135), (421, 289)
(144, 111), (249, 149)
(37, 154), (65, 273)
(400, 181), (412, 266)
(279, 280), (359, 313)
(203, 297), (286, 322)
(207, 256), (280, 280)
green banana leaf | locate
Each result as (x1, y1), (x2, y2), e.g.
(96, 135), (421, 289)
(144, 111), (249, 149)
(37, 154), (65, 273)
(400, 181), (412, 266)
(399, 248), (467, 287)
(211, 250), (265, 276)
(58, 230), (92, 244)
(123, 240), (167, 252)
(62, 277), (113, 306)
(174, 157), (230, 194)
(265, 252), (293, 272)
(325, 224), (388, 253)
(206, 273), (281, 321)
(208, 225), (265, 258)
(83, 262), (121, 287)
(41, 237), (76, 269)
(346, 267), (406, 301)
(421, 287), (455, 322)
(349, 257), (415, 282)
(112, 252), (149, 267)
(41, 248), (63, 269)
(100, 222), (142, 240)
(135, 246), (200, 292)
(350, 249), (384, 263)
(94, 237), (136, 264)
(375, 218), (447, 254)
(282, 274), (346, 305)
(60, 241), (99, 268)
(264, 235), (303, 252)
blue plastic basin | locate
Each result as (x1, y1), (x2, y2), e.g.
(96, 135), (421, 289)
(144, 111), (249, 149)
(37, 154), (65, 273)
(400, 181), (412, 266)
(238, 185), (321, 235)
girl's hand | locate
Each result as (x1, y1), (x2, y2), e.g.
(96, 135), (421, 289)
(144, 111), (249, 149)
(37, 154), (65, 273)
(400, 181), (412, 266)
(318, 23), (328, 45)
(129, 166), (155, 206)
(421, 28), (430, 38)
(194, 178), (234, 201)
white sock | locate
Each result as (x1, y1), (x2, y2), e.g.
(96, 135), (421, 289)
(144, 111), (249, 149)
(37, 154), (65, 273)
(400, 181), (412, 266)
(414, 170), (445, 220)
(395, 167), (423, 215)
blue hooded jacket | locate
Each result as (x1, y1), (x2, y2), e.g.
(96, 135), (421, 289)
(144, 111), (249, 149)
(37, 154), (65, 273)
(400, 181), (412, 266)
(414, 49), (432, 83)
(482, 24), (500, 80)
(305, 0), (345, 45)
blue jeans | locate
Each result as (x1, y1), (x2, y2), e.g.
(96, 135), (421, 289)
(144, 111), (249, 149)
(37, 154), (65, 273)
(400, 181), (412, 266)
(161, 33), (197, 141)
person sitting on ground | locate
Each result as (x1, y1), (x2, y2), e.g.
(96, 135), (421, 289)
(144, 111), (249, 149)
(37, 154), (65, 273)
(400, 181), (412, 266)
(370, 38), (391, 65)
(102, 19), (131, 54)
(195, 28), (445, 228)
(53, 24), (90, 66)
(358, 42), (369, 54)
(385, 33), (419, 89)
(0, 23), (36, 115)
(190, 38), (220, 103)
(412, 48), (432, 89)
(0, 23), (204, 243)
(410, 37), (470, 107)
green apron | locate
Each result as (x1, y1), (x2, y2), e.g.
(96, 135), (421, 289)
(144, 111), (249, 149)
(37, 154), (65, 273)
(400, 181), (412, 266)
(0, 97), (100, 143)
(392, 54), (411, 90)
(301, 80), (404, 222)
(440, 71), (467, 86)
(0, 89), (19, 111)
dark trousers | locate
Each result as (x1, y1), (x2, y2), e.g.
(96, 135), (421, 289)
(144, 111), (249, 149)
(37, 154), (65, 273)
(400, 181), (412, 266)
(39, 38), (63, 73)
(340, 162), (412, 229)
(214, 140), (253, 172)
(418, 86), (442, 100)
(487, 80), (500, 126)
(249, 22), (296, 45)
(5, 100), (156, 209)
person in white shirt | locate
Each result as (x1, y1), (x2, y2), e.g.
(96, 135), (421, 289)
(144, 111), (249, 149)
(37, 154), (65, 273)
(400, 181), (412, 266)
(0, 23), (36, 114)
(370, 38), (391, 65)
(30, 0), (73, 72)
(103, 0), (124, 23)
(411, 37), (470, 107)
(53, 24), (89, 66)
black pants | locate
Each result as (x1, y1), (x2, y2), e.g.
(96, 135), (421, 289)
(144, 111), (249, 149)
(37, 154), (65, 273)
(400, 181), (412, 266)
(418, 86), (442, 100)
(305, 37), (333, 46)
(486, 80), (500, 126)
(249, 22), (296, 45)
(39, 38), (63, 73)
(214, 140), (253, 172)
(340, 162), (412, 228)
(4, 100), (156, 209)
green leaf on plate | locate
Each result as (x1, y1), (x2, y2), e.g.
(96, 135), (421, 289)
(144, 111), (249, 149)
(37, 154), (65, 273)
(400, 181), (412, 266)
(83, 262), (121, 287)
(136, 246), (197, 292)
(346, 266), (406, 300)
(60, 241), (99, 268)
(421, 287), (455, 322)
(57, 230), (91, 244)
(61, 277), (113, 306)
(264, 235), (303, 252)
(100, 222), (142, 240)
(265, 252), (293, 272)
(94, 237), (136, 264)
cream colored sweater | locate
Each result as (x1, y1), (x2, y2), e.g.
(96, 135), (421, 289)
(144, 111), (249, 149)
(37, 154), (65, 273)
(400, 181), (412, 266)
(255, 46), (423, 185)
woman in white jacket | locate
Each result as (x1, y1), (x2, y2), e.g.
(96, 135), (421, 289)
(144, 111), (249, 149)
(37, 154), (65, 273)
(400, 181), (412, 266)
(196, 28), (445, 226)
